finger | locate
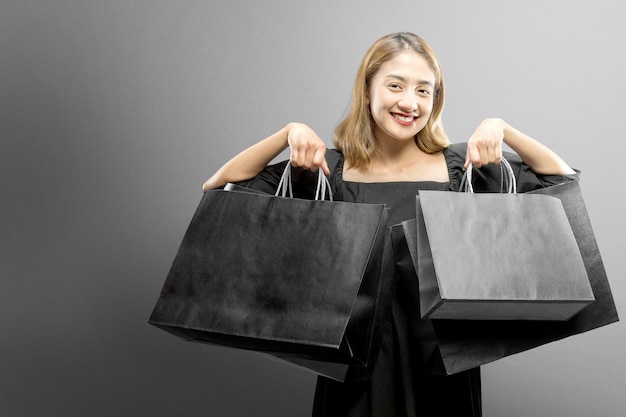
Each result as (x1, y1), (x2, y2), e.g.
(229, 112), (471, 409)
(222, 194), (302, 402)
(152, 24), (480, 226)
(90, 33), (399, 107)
(466, 143), (481, 168)
(290, 145), (311, 170)
(301, 146), (314, 170)
(321, 158), (330, 176)
(312, 147), (328, 173)
(295, 142), (312, 169)
(479, 145), (490, 168)
(290, 145), (300, 166)
(493, 140), (502, 165)
(488, 144), (497, 165)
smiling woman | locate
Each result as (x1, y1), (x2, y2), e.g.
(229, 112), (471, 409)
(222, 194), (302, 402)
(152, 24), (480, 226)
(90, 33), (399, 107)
(201, 32), (578, 417)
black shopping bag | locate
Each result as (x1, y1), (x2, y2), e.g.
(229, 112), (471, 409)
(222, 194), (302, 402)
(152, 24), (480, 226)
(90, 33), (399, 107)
(149, 167), (390, 379)
(268, 223), (397, 382)
(415, 190), (593, 320)
(416, 159), (593, 320)
(393, 179), (619, 375)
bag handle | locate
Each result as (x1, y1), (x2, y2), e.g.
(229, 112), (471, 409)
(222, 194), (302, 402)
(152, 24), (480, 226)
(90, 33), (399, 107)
(461, 157), (517, 194)
(275, 163), (333, 201)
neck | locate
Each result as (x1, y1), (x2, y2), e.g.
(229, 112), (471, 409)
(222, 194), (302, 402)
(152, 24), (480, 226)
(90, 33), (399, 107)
(374, 137), (422, 169)
(343, 136), (447, 183)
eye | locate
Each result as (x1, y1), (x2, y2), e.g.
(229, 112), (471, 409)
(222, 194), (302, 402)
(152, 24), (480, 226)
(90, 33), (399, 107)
(417, 88), (432, 96)
(388, 83), (402, 90)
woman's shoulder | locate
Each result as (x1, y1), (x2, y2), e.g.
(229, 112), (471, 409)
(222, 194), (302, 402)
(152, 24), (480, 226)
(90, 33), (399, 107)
(444, 142), (467, 158)
(325, 149), (345, 192)
(325, 149), (344, 172)
(441, 143), (466, 189)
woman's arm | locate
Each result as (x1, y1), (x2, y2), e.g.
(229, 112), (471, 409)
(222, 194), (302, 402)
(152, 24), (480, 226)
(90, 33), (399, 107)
(202, 123), (328, 191)
(464, 118), (575, 175)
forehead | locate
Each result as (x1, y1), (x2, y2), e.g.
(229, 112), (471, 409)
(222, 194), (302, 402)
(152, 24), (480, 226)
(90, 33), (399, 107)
(376, 51), (436, 83)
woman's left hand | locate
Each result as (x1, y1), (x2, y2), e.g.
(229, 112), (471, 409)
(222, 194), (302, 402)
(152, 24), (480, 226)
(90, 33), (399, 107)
(464, 118), (506, 169)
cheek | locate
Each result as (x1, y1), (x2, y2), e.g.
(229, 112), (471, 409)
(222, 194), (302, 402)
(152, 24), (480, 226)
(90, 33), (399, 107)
(368, 97), (382, 117)
(421, 100), (434, 116)
(370, 93), (390, 114)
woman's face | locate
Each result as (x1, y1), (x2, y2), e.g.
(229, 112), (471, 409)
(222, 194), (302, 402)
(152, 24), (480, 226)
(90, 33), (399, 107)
(367, 51), (436, 144)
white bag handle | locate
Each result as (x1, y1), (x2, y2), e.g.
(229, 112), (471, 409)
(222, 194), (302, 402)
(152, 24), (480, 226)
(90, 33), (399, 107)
(461, 157), (517, 194)
(275, 163), (333, 201)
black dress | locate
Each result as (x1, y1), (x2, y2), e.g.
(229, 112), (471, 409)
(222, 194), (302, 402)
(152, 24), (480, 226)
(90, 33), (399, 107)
(312, 146), (478, 417)
(243, 143), (577, 417)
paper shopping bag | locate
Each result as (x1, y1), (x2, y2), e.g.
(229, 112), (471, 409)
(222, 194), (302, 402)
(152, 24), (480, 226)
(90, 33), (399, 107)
(415, 189), (593, 320)
(393, 180), (618, 375)
(415, 158), (593, 320)
(149, 170), (391, 379)
(268, 223), (397, 382)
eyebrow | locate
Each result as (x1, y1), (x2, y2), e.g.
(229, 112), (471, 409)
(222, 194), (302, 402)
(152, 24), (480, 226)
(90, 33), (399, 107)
(386, 74), (434, 87)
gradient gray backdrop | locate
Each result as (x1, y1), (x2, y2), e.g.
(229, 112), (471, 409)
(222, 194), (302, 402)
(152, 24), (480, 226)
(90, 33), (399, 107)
(2, 1), (625, 416)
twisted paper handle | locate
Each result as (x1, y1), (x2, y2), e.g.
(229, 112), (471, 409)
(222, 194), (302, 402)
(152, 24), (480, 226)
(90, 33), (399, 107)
(275, 163), (333, 201)
(461, 157), (517, 194)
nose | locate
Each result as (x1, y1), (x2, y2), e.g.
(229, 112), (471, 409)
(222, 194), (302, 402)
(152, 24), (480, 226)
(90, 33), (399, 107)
(398, 91), (419, 112)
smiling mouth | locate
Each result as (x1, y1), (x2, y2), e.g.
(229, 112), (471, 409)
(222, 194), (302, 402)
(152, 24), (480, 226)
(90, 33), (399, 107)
(392, 113), (417, 123)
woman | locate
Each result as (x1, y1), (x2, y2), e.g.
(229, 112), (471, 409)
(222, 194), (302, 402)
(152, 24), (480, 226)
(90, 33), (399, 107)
(203, 33), (576, 416)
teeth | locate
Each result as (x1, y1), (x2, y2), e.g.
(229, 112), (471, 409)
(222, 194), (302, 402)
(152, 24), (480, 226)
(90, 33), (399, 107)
(393, 114), (414, 122)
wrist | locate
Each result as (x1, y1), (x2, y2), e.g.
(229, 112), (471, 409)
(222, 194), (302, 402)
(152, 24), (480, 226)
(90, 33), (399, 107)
(490, 118), (512, 145)
(498, 118), (510, 135)
(278, 123), (294, 149)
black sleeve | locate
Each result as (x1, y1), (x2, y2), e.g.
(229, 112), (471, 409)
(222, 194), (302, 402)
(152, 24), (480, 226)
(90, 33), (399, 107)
(445, 142), (580, 193)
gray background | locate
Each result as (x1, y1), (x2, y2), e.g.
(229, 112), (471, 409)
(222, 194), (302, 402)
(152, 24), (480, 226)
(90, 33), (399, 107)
(2, 1), (625, 416)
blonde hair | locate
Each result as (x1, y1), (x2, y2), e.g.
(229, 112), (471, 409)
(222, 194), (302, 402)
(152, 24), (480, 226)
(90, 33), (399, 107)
(334, 32), (449, 168)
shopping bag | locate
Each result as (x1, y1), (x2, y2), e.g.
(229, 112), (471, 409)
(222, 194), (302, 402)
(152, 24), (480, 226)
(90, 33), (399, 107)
(393, 179), (619, 375)
(149, 165), (391, 379)
(268, 222), (397, 382)
(415, 159), (594, 320)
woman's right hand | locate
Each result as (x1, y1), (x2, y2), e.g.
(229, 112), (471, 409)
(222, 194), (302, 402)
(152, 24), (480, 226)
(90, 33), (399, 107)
(202, 122), (329, 191)
(286, 123), (330, 175)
